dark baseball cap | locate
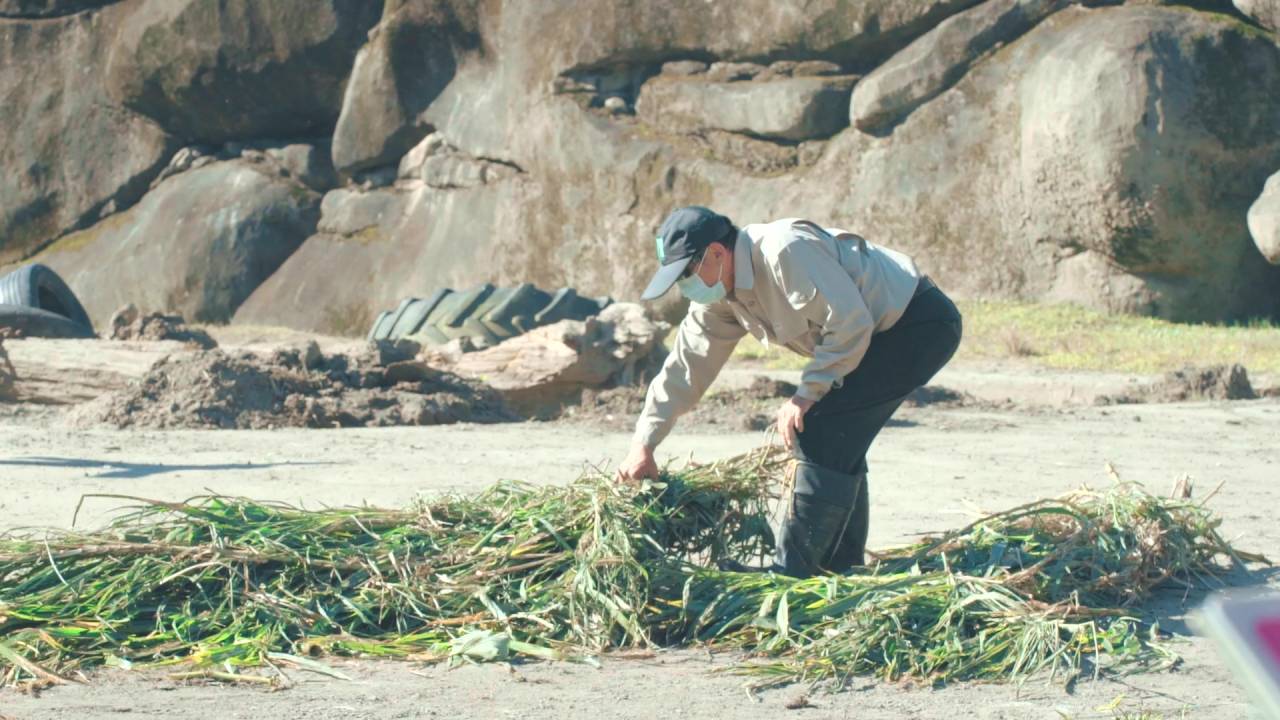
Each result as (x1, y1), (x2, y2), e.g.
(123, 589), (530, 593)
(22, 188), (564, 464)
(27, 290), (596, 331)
(641, 206), (735, 300)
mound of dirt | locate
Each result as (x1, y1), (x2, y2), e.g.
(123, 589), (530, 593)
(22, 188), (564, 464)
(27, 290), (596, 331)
(109, 304), (217, 349)
(71, 340), (514, 429)
(1100, 364), (1257, 405)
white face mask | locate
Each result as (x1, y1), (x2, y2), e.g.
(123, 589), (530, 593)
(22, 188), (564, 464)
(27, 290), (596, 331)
(676, 251), (727, 304)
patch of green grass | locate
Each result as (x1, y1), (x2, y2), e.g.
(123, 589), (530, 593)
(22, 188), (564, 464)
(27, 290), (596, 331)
(727, 301), (1280, 375)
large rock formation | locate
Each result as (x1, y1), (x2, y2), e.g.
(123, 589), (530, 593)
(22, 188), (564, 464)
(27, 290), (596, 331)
(33, 158), (320, 326)
(2, 0), (1278, 334)
(1014, 7), (1280, 318)
(330, 0), (479, 176)
(637, 73), (858, 142)
(104, 0), (379, 144)
(851, 0), (1066, 132)
(351, 2), (1280, 324)
(0, 4), (172, 265)
(0, 0), (372, 268)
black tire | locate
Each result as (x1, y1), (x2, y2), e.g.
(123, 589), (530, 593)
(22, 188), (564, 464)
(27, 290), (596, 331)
(0, 304), (96, 339)
(482, 283), (551, 338)
(369, 283), (613, 346)
(535, 287), (611, 326)
(436, 283), (494, 331)
(391, 289), (450, 338)
(367, 310), (393, 341)
(377, 298), (418, 341)
(0, 264), (93, 332)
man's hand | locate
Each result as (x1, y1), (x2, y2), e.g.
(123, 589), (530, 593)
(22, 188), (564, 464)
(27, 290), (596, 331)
(776, 396), (815, 451)
(615, 442), (659, 483)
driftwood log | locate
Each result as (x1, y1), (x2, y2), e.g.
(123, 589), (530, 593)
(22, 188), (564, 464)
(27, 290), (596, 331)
(443, 303), (669, 416)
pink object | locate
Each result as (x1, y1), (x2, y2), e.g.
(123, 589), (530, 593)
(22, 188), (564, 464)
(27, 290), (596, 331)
(1259, 617), (1280, 665)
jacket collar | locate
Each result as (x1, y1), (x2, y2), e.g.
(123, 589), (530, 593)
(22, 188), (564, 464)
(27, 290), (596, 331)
(731, 228), (755, 297)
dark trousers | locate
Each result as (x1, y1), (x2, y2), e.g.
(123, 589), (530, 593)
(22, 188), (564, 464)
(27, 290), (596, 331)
(791, 284), (963, 565)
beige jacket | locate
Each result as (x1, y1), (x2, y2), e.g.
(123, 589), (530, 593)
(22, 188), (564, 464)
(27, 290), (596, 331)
(634, 218), (922, 449)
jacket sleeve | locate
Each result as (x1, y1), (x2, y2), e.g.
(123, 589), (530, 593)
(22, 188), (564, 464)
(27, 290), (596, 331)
(772, 241), (874, 402)
(633, 301), (745, 448)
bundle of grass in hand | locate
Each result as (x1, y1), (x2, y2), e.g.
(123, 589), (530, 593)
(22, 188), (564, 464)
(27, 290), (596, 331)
(0, 448), (1262, 691)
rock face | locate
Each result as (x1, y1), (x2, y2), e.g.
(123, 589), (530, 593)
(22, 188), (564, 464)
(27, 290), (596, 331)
(330, 0), (478, 175)
(244, 2), (1280, 329)
(105, 0), (378, 144)
(851, 0), (1065, 132)
(1250, 172), (1280, 264)
(32, 159), (320, 326)
(262, 142), (341, 193)
(637, 75), (859, 142)
(0, 5), (172, 265)
(397, 134), (519, 189)
(0, 0), (367, 268)
(1015, 7), (1280, 318)
(1235, 0), (1280, 31)
(3, 0), (1279, 332)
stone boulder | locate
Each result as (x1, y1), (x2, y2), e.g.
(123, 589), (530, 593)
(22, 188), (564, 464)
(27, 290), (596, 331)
(516, 0), (982, 81)
(1249, 172), (1280, 264)
(344, 0), (981, 176)
(851, 0), (1066, 132)
(105, 0), (379, 144)
(636, 75), (859, 142)
(1015, 6), (1280, 318)
(330, 0), (479, 175)
(27, 159), (320, 327)
(0, 5), (172, 265)
(1234, 0), (1279, 31)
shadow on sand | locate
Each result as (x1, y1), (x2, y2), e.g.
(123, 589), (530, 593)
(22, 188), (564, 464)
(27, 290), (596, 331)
(0, 456), (337, 480)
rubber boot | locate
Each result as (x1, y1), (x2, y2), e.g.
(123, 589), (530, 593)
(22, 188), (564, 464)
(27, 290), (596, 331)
(771, 460), (861, 578)
(824, 470), (868, 573)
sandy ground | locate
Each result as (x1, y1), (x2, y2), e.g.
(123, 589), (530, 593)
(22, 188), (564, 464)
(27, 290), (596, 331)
(2, 342), (1279, 719)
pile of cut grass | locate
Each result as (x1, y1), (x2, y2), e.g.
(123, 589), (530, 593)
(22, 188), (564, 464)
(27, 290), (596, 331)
(0, 449), (1262, 691)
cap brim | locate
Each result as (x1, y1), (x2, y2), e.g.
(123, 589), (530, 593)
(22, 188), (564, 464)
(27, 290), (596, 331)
(640, 256), (693, 300)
